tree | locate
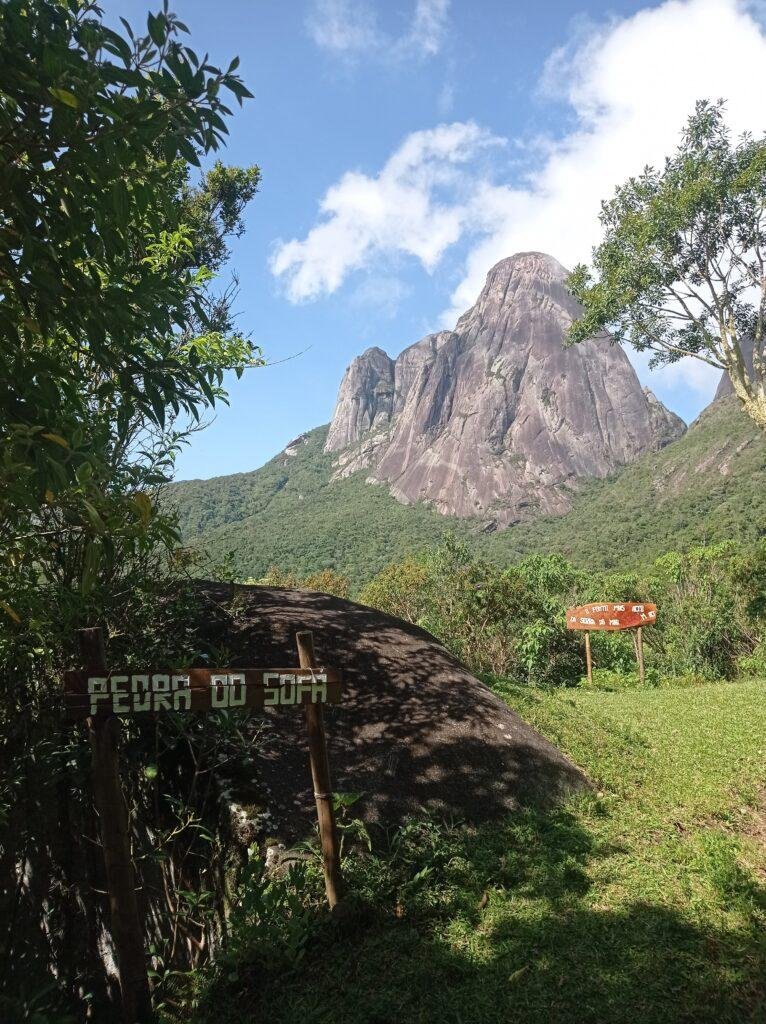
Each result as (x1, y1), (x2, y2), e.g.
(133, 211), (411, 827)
(567, 101), (766, 430)
(0, 0), (261, 616)
(0, 5), (262, 1012)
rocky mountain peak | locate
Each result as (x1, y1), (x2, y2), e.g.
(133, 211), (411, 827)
(471, 250), (564, 296)
(326, 252), (686, 528)
(453, 252), (578, 331)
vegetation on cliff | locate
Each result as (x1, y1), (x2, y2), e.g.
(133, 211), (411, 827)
(168, 395), (766, 588)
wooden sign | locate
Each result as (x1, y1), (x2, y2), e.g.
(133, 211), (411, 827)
(67, 629), (345, 1023)
(63, 667), (342, 720)
(565, 602), (657, 632)
(565, 601), (657, 686)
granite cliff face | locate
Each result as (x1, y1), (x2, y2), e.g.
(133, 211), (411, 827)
(713, 337), (754, 402)
(326, 252), (686, 528)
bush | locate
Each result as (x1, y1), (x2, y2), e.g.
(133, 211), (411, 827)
(249, 566), (351, 598)
(302, 569), (351, 599)
(737, 640), (766, 677)
(359, 539), (766, 685)
(646, 543), (766, 679)
(361, 539), (584, 684)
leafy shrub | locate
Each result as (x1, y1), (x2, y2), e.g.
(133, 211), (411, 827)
(250, 565), (351, 598)
(361, 539), (583, 684)
(737, 640), (766, 677)
(253, 565), (301, 588)
(360, 539), (766, 685)
(224, 855), (317, 966)
(646, 543), (766, 679)
(302, 569), (351, 598)
(356, 555), (432, 623)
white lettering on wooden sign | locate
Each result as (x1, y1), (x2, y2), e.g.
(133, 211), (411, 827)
(88, 674), (192, 715)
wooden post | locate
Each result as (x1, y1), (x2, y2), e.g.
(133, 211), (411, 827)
(78, 628), (153, 1024)
(584, 630), (593, 685)
(635, 626), (645, 685)
(296, 630), (344, 910)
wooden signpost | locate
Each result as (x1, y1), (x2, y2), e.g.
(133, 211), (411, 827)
(66, 627), (344, 1024)
(64, 666), (342, 719)
(565, 602), (657, 684)
(78, 628), (152, 1024)
(297, 630), (344, 909)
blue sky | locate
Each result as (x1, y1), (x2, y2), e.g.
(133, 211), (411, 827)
(104, 0), (766, 480)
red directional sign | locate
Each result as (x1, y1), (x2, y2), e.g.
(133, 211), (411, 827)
(565, 602), (657, 632)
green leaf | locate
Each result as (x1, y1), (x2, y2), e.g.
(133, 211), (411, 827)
(223, 76), (253, 104)
(176, 136), (200, 166)
(119, 16), (135, 42)
(144, 384), (166, 427)
(111, 181), (130, 227)
(82, 500), (106, 534)
(147, 12), (166, 48)
(100, 27), (133, 65)
(48, 87), (79, 109)
(81, 539), (100, 595)
(105, 66), (143, 88)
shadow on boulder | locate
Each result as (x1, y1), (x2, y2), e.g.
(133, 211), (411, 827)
(193, 583), (588, 837)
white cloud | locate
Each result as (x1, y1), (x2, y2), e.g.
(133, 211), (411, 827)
(437, 79), (455, 116)
(627, 343), (720, 400)
(305, 0), (379, 55)
(284, 0), (766, 400)
(444, 0), (766, 323)
(270, 122), (502, 302)
(406, 0), (450, 57)
(306, 0), (450, 61)
(349, 275), (412, 317)
(440, 0), (766, 403)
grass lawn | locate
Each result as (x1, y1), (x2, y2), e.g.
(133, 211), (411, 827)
(190, 679), (766, 1024)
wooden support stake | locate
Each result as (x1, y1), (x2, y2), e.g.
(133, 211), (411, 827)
(296, 630), (344, 910)
(635, 626), (645, 685)
(584, 630), (593, 686)
(78, 628), (153, 1024)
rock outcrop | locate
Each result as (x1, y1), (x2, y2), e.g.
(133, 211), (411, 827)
(713, 337), (755, 402)
(326, 252), (685, 528)
(195, 582), (588, 832)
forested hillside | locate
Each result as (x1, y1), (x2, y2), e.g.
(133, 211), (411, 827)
(168, 396), (766, 587)
(168, 426), (461, 584)
(485, 395), (766, 568)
